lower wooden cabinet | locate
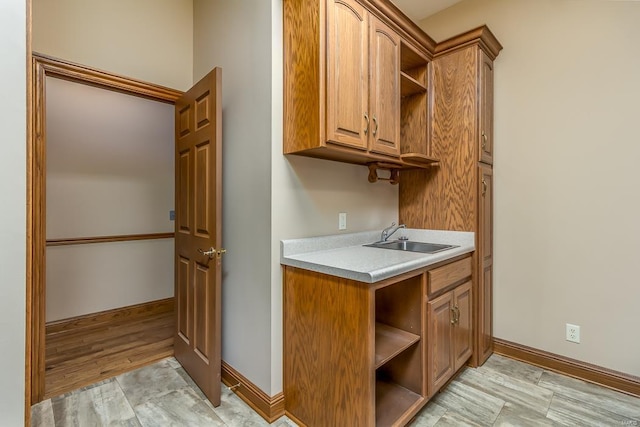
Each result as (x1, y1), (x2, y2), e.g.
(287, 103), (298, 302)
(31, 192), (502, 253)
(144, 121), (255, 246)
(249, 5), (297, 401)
(283, 254), (473, 426)
(427, 281), (472, 397)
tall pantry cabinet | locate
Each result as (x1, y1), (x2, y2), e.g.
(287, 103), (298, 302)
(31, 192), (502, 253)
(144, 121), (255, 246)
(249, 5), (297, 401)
(399, 27), (502, 367)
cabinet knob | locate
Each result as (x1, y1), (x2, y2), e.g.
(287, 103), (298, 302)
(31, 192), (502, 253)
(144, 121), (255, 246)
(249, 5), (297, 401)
(364, 113), (370, 135)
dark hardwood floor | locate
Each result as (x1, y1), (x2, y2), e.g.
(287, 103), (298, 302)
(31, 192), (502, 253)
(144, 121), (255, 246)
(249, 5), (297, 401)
(44, 303), (174, 399)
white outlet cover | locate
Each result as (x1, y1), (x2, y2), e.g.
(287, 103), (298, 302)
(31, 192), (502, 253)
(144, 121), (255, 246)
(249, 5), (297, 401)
(338, 212), (347, 230)
(566, 323), (580, 344)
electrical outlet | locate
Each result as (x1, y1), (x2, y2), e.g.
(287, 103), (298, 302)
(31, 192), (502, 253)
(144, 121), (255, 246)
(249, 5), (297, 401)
(169, 210), (176, 221)
(338, 212), (347, 230)
(566, 323), (580, 343)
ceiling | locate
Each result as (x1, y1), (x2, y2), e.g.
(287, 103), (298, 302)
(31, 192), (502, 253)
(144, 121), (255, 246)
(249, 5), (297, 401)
(390, 0), (462, 22)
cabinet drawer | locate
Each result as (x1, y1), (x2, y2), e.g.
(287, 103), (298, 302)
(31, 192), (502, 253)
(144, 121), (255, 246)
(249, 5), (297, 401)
(428, 257), (472, 295)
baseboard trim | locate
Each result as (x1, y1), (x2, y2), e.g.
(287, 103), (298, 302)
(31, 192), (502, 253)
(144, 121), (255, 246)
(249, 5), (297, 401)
(493, 338), (640, 397)
(46, 298), (174, 335)
(221, 361), (285, 423)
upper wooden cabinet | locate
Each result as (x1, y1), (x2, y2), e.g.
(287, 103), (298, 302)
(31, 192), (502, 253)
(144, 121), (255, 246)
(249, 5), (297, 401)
(284, 0), (437, 170)
(479, 50), (494, 164)
(326, 0), (400, 156)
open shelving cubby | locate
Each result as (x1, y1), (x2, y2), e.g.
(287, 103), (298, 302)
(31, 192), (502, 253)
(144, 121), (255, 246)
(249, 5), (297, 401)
(400, 41), (432, 160)
(374, 274), (425, 426)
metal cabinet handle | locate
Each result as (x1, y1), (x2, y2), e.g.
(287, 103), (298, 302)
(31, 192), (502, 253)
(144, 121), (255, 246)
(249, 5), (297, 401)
(364, 113), (370, 135)
(372, 116), (378, 136)
(198, 247), (215, 259)
(482, 178), (487, 196)
(450, 306), (460, 324)
(481, 131), (488, 150)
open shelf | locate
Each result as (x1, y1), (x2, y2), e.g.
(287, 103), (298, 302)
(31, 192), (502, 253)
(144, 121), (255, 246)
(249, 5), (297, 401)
(401, 42), (428, 72)
(376, 380), (424, 427)
(401, 72), (426, 97)
(375, 322), (420, 369)
(400, 152), (439, 166)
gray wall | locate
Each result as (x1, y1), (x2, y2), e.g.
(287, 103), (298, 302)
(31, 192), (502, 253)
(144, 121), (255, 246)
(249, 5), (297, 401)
(0, 0), (27, 423)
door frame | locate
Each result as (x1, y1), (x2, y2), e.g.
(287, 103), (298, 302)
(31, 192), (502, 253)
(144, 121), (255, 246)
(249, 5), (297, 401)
(25, 53), (183, 405)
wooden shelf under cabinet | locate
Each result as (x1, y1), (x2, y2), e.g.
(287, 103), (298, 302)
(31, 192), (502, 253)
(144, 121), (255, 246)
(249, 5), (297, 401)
(401, 72), (426, 97)
(376, 380), (423, 427)
(375, 322), (420, 369)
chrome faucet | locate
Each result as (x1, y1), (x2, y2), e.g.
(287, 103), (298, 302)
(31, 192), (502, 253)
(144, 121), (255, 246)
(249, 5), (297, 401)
(380, 222), (406, 242)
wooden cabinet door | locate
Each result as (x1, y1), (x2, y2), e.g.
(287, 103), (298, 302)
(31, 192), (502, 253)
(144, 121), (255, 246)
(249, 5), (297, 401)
(427, 291), (454, 396)
(479, 165), (493, 264)
(479, 50), (494, 164)
(453, 281), (472, 371)
(477, 163), (493, 364)
(326, 0), (369, 150)
(369, 17), (401, 156)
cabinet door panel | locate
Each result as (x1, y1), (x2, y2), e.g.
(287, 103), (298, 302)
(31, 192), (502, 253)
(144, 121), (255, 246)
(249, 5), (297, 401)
(453, 281), (472, 371)
(369, 18), (400, 156)
(479, 50), (494, 164)
(479, 165), (493, 264)
(326, 0), (369, 150)
(427, 292), (453, 396)
(479, 264), (493, 362)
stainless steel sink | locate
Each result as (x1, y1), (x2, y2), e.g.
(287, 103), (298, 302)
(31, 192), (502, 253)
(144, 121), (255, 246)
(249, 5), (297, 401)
(364, 240), (458, 254)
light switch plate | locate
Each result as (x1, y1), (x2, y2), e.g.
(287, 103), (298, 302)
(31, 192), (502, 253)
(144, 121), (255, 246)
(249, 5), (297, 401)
(169, 210), (176, 221)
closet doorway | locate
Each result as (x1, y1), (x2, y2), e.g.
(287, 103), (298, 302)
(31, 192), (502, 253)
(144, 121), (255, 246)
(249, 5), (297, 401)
(28, 54), (182, 402)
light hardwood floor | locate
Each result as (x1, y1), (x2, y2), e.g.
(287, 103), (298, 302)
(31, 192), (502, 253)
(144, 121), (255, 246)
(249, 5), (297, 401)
(44, 308), (173, 399)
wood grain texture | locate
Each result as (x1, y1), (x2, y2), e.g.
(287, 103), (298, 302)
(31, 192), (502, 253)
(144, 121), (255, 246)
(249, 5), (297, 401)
(283, 0), (322, 153)
(221, 361), (285, 423)
(452, 281), (472, 371)
(369, 16), (401, 156)
(400, 47), (478, 232)
(479, 50), (494, 164)
(283, 266), (374, 426)
(325, 0), (369, 150)
(434, 25), (503, 60)
(427, 290), (454, 396)
(283, 0), (436, 170)
(367, 0), (436, 52)
(44, 299), (174, 399)
(375, 275), (424, 396)
(428, 256), (472, 296)
(46, 298), (173, 335)
(46, 232), (174, 247)
(32, 53), (182, 102)
(28, 53), (184, 404)
(494, 339), (640, 398)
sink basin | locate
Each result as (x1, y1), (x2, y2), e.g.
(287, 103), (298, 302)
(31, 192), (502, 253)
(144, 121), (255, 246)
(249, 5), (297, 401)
(364, 240), (458, 254)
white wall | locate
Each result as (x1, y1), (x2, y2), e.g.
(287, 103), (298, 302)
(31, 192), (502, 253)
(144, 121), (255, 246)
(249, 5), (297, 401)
(194, 0), (398, 395)
(421, 0), (640, 376)
(32, 0), (193, 90)
(0, 0), (26, 424)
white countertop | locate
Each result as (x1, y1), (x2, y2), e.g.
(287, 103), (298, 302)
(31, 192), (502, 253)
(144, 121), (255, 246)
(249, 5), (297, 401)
(281, 229), (475, 283)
